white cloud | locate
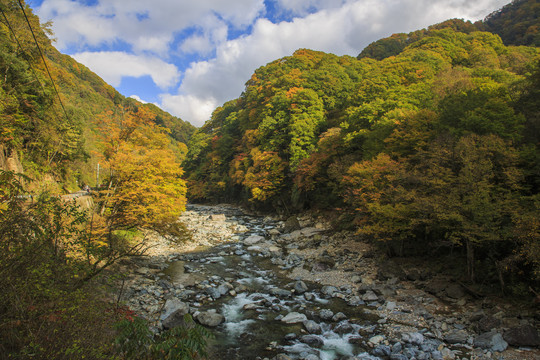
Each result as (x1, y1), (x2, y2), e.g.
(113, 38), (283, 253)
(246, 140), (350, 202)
(160, 0), (509, 126)
(37, 0), (510, 127)
(129, 95), (148, 104)
(160, 94), (218, 127)
(37, 0), (265, 54)
(179, 15), (229, 56)
(273, 0), (347, 15)
(72, 51), (180, 90)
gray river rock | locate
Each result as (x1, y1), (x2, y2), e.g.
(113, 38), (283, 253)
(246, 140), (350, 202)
(119, 204), (538, 360)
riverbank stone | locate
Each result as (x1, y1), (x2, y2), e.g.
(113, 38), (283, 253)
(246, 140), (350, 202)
(474, 331), (508, 352)
(300, 335), (324, 348)
(244, 235), (264, 245)
(281, 312), (307, 324)
(503, 325), (540, 347)
(161, 299), (190, 329)
(304, 320), (322, 334)
(294, 280), (308, 294)
(196, 311), (225, 327)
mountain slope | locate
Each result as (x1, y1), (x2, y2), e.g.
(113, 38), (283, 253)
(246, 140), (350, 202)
(358, 0), (539, 61)
(0, 0), (195, 191)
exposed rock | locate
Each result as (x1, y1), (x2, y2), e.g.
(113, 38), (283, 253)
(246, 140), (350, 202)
(161, 299), (189, 329)
(503, 325), (540, 347)
(136, 267), (152, 276)
(424, 280), (447, 295)
(206, 287), (222, 299)
(284, 333), (297, 341)
(281, 312), (307, 324)
(273, 354), (293, 360)
(474, 331), (508, 352)
(270, 288), (292, 298)
(300, 227), (324, 237)
(196, 311), (225, 327)
(362, 290), (379, 302)
(247, 245), (262, 252)
(283, 216), (301, 233)
(244, 235), (264, 245)
(444, 330), (468, 344)
(368, 335), (385, 346)
(210, 214), (226, 221)
(294, 280), (308, 294)
(445, 284), (465, 299)
(334, 321), (353, 334)
(332, 312), (347, 322)
(300, 335), (324, 348)
(402, 332), (424, 346)
(372, 285), (396, 297)
(389, 354), (408, 360)
(440, 347), (456, 359)
(304, 320), (322, 334)
(319, 309), (334, 321)
(321, 285), (338, 296)
(372, 345), (391, 357)
(476, 315), (501, 332)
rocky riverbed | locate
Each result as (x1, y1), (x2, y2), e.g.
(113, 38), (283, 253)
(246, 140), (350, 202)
(117, 204), (539, 360)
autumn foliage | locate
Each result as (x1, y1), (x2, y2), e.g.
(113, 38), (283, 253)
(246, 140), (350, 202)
(185, 19), (540, 290)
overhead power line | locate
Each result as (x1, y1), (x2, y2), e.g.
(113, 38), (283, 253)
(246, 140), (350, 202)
(16, 0), (70, 122)
(0, 5), (46, 95)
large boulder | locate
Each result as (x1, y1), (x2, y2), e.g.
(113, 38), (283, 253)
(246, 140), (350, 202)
(196, 311), (225, 327)
(402, 332), (424, 346)
(244, 235), (264, 245)
(362, 290), (379, 302)
(161, 299), (189, 329)
(294, 280), (308, 294)
(474, 331), (508, 352)
(476, 315), (501, 332)
(321, 285), (338, 296)
(445, 284), (465, 299)
(281, 312), (307, 324)
(319, 309), (334, 321)
(444, 330), (469, 344)
(300, 335), (324, 348)
(283, 216), (301, 233)
(303, 320), (322, 334)
(504, 325), (540, 347)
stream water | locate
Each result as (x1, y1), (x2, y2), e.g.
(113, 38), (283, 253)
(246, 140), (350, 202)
(161, 205), (380, 360)
(126, 204), (536, 360)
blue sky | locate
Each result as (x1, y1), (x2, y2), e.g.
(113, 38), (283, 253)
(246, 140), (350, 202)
(29, 0), (510, 127)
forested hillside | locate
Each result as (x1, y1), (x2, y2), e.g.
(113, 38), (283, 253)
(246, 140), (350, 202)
(185, 21), (540, 287)
(0, 2), (201, 358)
(358, 0), (539, 61)
(0, 0), (195, 192)
(483, 0), (540, 46)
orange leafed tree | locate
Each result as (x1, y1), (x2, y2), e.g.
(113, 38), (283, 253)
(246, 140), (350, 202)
(98, 107), (186, 236)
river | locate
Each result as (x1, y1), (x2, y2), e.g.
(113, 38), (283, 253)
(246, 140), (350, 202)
(120, 204), (536, 360)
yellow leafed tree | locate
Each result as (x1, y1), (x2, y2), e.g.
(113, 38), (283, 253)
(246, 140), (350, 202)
(98, 107), (186, 236)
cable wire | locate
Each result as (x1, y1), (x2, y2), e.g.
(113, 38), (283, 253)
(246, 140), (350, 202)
(16, 0), (70, 122)
(0, 5), (46, 96)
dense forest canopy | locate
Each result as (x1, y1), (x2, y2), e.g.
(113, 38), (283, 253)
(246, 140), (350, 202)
(483, 0), (540, 46)
(184, 17), (540, 286)
(358, 0), (540, 61)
